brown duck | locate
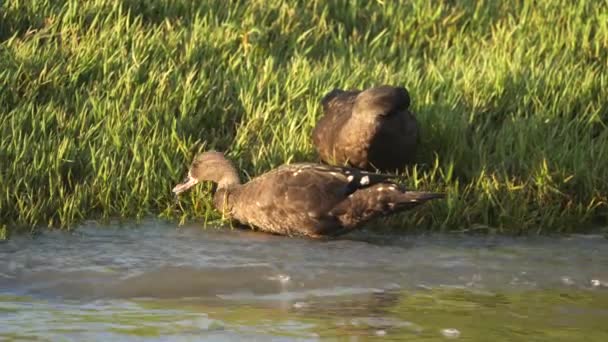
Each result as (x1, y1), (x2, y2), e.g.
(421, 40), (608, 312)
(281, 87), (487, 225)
(312, 85), (419, 172)
(172, 151), (443, 238)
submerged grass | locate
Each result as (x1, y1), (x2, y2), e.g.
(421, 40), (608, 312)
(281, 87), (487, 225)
(1, 0), (607, 234)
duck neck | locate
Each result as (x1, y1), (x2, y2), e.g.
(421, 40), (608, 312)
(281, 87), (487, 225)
(213, 184), (238, 218)
(216, 160), (241, 188)
(212, 164), (241, 217)
(218, 173), (240, 189)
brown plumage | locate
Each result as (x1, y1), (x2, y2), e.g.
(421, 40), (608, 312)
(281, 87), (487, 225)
(172, 151), (444, 238)
(312, 85), (419, 172)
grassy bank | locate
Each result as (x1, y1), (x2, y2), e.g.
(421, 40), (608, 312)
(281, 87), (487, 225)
(1, 0), (607, 234)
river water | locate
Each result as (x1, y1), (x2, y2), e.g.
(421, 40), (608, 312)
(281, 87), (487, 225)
(1, 220), (607, 341)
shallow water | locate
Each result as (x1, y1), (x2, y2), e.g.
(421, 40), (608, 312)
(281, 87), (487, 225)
(1, 221), (608, 341)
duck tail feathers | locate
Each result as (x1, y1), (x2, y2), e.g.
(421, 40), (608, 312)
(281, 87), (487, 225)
(330, 186), (444, 230)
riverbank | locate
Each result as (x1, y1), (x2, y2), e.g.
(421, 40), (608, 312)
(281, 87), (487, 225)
(1, 0), (606, 234)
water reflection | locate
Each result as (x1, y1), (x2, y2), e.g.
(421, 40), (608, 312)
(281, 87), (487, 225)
(1, 220), (608, 340)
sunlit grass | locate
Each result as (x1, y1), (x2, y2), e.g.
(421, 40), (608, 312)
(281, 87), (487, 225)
(1, 0), (607, 234)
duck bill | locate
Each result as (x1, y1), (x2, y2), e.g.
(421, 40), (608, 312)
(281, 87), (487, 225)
(172, 175), (199, 195)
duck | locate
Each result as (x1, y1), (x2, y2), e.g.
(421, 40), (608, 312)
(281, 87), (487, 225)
(312, 85), (419, 172)
(172, 151), (444, 238)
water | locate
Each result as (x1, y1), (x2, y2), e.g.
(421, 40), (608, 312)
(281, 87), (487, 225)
(1, 220), (608, 341)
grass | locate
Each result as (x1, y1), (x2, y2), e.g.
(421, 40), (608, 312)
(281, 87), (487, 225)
(1, 0), (607, 235)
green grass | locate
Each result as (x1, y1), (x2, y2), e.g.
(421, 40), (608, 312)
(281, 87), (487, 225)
(1, 0), (607, 234)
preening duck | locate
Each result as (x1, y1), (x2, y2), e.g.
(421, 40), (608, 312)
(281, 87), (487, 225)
(172, 151), (443, 238)
(312, 85), (419, 172)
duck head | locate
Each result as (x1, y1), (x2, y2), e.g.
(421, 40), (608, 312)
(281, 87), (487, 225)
(172, 151), (240, 195)
(353, 85), (410, 118)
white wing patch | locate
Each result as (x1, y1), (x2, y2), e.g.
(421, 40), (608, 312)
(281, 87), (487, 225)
(360, 175), (370, 185)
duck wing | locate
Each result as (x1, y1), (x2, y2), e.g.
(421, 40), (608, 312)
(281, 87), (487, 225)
(231, 163), (397, 236)
(329, 184), (444, 233)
